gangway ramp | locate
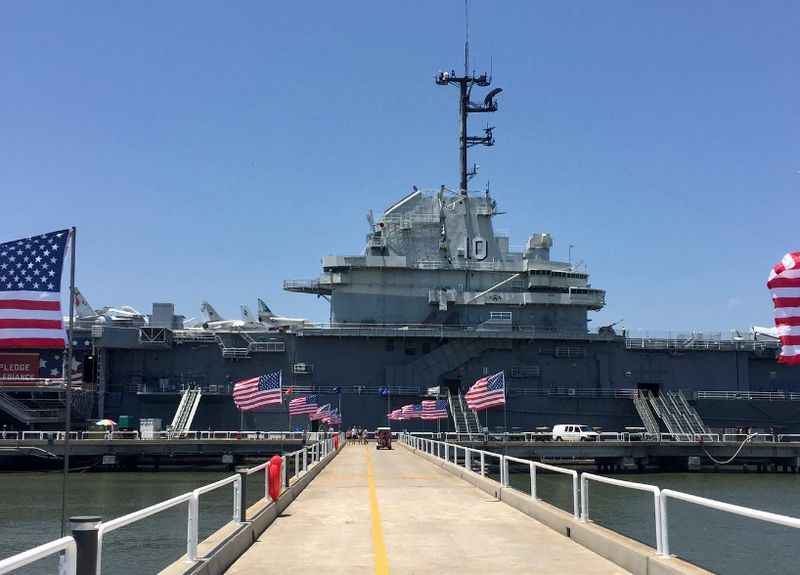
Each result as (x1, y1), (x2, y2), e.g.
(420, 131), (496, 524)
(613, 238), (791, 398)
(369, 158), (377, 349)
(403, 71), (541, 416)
(169, 387), (201, 437)
(226, 445), (629, 575)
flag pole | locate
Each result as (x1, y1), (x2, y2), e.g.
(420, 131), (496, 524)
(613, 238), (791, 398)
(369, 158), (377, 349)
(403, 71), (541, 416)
(436, 391), (441, 437)
(503, 372), (509, 437)
(60, 227), (76, 536)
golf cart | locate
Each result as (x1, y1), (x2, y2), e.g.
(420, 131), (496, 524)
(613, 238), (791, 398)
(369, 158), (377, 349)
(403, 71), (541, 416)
(376, 427), (392, 450)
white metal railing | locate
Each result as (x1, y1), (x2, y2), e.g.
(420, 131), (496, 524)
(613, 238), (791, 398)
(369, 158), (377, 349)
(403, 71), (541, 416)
(696, 390), (800, 401)
(400, 433), (800, 563)
(0, 536), (76, 575)
(659, 489), (800, 557)
(778, 434), (800, 442)
(10, 430), (320, 442)
(94, 434), (340, 574)
(581, 473), (663, 554)
(503, 455), (580, 518)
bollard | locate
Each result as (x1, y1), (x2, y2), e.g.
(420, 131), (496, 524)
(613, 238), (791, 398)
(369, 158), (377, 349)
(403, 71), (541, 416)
(69, 516), (101, 575)
(235, 467), (248, 523)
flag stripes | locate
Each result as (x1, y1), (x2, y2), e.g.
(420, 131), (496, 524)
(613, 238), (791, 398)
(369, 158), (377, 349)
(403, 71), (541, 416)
(0, 231), (70, 349)
(768, 252), (800, 365)
(465, 371), (506, 410)
(233, 371), (283, 411)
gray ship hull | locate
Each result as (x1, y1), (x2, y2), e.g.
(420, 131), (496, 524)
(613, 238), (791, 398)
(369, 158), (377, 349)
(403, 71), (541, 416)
(92, 328), (799, 433)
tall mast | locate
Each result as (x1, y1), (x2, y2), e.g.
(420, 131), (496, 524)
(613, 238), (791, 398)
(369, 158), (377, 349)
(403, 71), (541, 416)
(436, 0), (502, 196)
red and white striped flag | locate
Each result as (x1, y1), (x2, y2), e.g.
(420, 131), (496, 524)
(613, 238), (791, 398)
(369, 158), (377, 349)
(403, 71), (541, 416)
(288, 394), (319, 415)
(465, 371), (506, 411)
(0, 230), (70, 349)
(420, 399), (448, 420)
(233, 371), (283, 411)
(768, 252), (800, 365)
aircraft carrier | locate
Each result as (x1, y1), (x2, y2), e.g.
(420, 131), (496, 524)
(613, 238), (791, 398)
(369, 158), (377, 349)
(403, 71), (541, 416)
(1, 52), (797, 437)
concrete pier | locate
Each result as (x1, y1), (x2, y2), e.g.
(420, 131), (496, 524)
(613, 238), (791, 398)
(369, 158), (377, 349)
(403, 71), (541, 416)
(226, 445), (631, 575)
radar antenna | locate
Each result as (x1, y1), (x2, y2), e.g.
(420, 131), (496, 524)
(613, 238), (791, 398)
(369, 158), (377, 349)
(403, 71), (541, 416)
(435, 0), (503, 196)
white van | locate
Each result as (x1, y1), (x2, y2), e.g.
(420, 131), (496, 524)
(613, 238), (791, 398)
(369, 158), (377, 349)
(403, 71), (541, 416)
(552, 424), (598, 441)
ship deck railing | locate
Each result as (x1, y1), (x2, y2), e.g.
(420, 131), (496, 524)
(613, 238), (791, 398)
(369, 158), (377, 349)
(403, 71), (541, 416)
(294, 322), (616, 340)
(625, 336), (778, 351)
(696, 390), (800, 401)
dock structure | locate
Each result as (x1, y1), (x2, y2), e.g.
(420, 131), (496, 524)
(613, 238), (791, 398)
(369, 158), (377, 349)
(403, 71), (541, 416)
(227, 444), (632, 575)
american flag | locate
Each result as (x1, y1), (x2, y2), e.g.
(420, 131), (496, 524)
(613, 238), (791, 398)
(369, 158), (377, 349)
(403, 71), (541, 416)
(421, 399), (448, 420)
(233, 370), (283, 411)
(401, 404), (422, 419)
(465, 371), (506, 411)
(323, 408), (341, 425)
(288, 394), (319, 415)
(0, 230), (70, 349)
(309, 403), (331, 421)
(387, 409), (404, 421)
(768, 252), (800, 365)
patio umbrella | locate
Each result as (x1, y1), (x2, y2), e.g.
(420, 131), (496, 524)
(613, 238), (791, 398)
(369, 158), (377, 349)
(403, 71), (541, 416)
(95, 419), (117, 427)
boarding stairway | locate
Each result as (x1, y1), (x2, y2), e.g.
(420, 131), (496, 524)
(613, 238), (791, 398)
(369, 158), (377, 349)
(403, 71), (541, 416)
(632, 392), (660, 434)
(0, 392), (61, 425)
(447, 390), (481, 437)
(0, 387), (92, 426)
(642, 390), (709, 439)
(168, 387), (202, 438)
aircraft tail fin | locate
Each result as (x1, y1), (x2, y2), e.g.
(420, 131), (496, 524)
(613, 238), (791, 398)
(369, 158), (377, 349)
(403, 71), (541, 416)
(74, 288), (95, 318)
(257, 298), (274, 321)
(201, 301), (224, 322)
(241, 305), (257, 323)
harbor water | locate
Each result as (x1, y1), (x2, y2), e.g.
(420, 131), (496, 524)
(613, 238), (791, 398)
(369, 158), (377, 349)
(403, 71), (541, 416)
(0, 470), (270, 575)
(506, 470), (800, 575)
(1, 469), (798, 574)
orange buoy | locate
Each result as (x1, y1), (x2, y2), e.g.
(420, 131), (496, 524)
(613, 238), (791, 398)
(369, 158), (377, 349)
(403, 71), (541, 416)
(268, 454), (282, 501)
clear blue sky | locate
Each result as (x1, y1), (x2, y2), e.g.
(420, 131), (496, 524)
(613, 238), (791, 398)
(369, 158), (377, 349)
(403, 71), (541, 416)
(2, 1), (797, 332)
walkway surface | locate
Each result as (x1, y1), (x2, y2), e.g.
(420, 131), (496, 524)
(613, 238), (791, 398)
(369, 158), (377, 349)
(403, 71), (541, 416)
(226, 444), (630, 575)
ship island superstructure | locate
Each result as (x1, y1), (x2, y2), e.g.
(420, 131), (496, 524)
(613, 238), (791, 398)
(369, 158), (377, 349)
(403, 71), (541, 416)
(287, 188), (604, 332)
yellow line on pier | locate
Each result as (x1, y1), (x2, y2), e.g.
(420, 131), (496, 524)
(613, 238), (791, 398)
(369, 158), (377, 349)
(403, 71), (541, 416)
(365, 448), (390, 575)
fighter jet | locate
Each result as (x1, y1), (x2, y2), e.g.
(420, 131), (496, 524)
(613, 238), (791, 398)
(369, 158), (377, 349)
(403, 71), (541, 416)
(751, 326), (781, 341)
(200, 301), (262, 330)
(256, 298), (312, 328)
(67, 288), (147, 325)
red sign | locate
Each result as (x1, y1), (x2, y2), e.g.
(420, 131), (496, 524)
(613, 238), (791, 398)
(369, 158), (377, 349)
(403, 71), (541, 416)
(0, 353), (39, 380)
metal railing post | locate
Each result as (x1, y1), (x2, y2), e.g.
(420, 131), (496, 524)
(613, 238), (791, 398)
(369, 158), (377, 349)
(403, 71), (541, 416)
(303, 447), (308, 473)
(502, 456), (509, 486)
(530, 462), (536, 499)
(660, 493), (670, 556)
(69, 516), (101, 575)
(580, 475), (589, 522)
(187, 493), (199, 562)
(281, 456), (287, 490)
(653, 491), (663, 554)
(572, 474), (580, 519)
(294, 452), (299, 479)
(235, 468), (247, 523)
(265, 462), (270, 501)
(465, 448), (471, 471)
(480, 451), (485, 476)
